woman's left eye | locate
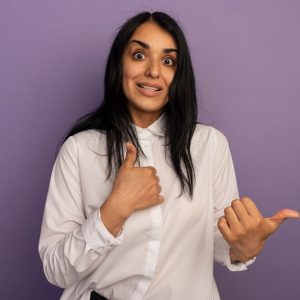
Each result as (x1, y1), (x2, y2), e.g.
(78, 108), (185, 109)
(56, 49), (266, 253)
(162, 57), (176, 66)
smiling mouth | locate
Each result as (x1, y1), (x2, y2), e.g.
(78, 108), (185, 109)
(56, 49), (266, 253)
(136, 83), (162, 91)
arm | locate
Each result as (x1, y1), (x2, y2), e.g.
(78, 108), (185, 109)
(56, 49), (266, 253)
(38, 138), (163, 288)
(212, 129), (256, 271)
(38, 136), (123, 288)
(212, 129), (300, 268)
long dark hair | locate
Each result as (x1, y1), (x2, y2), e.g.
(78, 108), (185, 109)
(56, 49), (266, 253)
(61, 11), (199, 198)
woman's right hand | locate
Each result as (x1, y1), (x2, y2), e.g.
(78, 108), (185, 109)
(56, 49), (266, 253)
(100, 142), (164, 236)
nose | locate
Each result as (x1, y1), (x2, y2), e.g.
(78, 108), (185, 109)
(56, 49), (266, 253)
(145, 58), (160, 78)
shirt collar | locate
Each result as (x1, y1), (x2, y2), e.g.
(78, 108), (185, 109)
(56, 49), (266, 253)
(134, 113), (166, 137)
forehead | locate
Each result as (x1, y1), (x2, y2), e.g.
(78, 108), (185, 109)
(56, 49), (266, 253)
(128, 21), (177, 49)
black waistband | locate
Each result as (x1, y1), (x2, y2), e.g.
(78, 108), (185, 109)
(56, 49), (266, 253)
(90, 291), (108, 300)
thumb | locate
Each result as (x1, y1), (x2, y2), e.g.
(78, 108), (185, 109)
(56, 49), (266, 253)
(123, 142), (137, 169)
(267, 208), (300, 227)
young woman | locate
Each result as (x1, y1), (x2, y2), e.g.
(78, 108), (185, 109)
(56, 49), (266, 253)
(38, 11), (299, 300)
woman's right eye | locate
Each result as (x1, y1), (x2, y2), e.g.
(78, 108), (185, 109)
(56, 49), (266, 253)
(133, 51), (145, 60)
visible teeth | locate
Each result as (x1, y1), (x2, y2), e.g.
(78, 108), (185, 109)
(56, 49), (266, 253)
(139, 84), (160, 91)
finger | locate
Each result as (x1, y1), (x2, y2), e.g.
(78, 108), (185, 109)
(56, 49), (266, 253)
(263, 209), (300, 235)
(268, 209), (300, 225)
(158, 184), (162, 194)
(241, 196), (263, 218)
(151, 183), (162, 195)
(231, 199), (251, 224)
(155, 175), (160, 183)
(154, 195), (164, 205)
(123, 142), (137, 169)
(149, 166), (157, 175)
(224, 207), (243, 234)
(217, 216), (233, 242)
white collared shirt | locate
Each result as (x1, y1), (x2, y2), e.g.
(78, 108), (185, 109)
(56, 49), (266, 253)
(38, 114), (255, 300)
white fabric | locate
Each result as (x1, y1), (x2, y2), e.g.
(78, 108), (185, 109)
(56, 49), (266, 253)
(38, 114), (255, 300)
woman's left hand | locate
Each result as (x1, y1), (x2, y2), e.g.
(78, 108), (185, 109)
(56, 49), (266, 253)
(217, 196), (300, 263)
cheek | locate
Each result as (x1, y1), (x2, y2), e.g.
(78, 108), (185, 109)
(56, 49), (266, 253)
(122, 66), (133, 91)
(123, 59), (141, 81)
(122, 64), (131, 83)
(122, 66), (139, 98)
(165, 72), (175, 90)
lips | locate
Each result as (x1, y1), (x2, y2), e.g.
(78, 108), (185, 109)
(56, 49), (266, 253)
(136, 82), (163, 91)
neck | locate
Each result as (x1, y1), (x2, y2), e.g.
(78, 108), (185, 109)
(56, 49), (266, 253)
(129, 109), (163, 128)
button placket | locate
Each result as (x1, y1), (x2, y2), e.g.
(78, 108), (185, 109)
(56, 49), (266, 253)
(138, 129), (153, 166)
(140, 140), (152, 166)
(132, 133), (162, 300)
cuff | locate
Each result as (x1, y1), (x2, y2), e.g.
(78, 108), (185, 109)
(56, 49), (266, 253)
(82, 208), (124, 254)
(221, 241), (256, 272)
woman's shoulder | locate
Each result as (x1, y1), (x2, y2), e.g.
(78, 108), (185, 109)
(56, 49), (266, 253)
(191, 123), (231, 159)
(71, 129), (103, 143)
(59, 129), (104, 157)
(72, 129), (106, 152)
(193, 123), (228, 145)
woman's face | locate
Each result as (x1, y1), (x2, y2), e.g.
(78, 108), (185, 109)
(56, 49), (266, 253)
(122, 21), (177, 127)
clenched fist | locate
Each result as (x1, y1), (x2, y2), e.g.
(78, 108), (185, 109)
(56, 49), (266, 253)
(100, 142), (164, 236)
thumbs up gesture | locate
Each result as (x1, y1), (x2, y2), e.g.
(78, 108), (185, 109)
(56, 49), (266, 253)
(100, 142), (163, 236)
(112, 142), (164, 212)
(217, 196), (300, 263)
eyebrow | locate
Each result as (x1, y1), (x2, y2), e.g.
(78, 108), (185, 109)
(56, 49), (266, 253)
(128, 39), (178, 54)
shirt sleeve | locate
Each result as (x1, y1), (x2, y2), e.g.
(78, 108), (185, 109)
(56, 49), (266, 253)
(38, 136), (124, 288)
(211, 128), (256, 271)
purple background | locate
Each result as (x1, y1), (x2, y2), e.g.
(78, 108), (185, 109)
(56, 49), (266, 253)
(1, 1), (299, 299)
